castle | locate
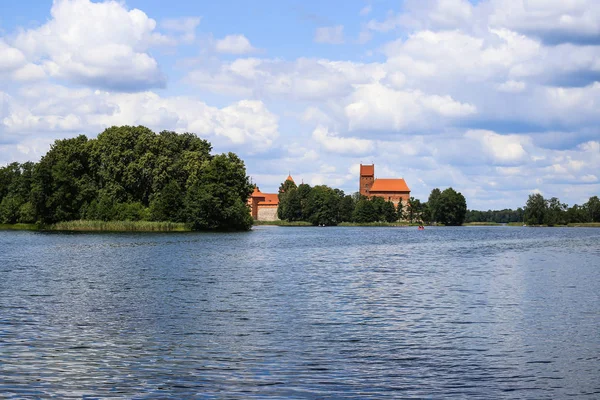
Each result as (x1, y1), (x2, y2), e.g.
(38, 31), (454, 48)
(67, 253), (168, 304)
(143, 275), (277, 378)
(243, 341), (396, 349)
(248, 174), (294, 221)
(248, 165), (410, 221)
(359, 164), (410, 206)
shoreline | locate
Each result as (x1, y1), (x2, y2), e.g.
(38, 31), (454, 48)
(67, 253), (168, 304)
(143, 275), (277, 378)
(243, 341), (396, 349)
(1, 221), (599, 232)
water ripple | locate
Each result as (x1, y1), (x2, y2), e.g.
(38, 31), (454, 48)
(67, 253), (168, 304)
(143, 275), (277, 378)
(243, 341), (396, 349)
(0, 226), (599, 398)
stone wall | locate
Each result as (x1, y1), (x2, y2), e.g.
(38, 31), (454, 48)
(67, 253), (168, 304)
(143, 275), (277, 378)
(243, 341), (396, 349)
(257, 206), (279, 221)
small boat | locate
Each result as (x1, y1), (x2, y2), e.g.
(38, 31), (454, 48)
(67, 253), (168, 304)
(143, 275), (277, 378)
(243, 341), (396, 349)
(418, 226), (425, 230)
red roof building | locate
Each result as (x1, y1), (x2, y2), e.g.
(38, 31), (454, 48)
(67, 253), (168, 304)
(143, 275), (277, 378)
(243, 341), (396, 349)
(248, 174), (294, 220)
(360, 164), (410, 205)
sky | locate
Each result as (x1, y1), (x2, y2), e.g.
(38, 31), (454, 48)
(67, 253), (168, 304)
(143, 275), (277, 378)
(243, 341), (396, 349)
(0, 0), (599, 210)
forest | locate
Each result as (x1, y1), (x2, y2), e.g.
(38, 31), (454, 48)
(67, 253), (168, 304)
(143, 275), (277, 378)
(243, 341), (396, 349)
(522, 193), (600, 226)
(464, 194), (600, 225)
(0, 126), (254, 231)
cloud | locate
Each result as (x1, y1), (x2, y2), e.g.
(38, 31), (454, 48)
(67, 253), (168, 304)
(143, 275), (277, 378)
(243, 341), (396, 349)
(489, 0), (600, 45)
(1, 84), (279, 154)
(186, 58), (385, 100)
(359, 5), (372, 17)
(465, 129), (529, 165)
(215, 34), (257, 54)
(12, 0), (166, 91)
(0, 40), (27, 72)
(312, 125), (374, 155)
(161, 17), (201, 44)
(314, 25), (344, 44)
(496, 80), (526, 93)
(345, 83), (476, 132)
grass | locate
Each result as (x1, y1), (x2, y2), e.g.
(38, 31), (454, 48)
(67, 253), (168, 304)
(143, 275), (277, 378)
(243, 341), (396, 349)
(567, 222), (600, 228)
(463, 222), (501, 226)
(252, 220), (313, 226)
(339, 221), (413, 227)
(50, 220), (191, 232)
(0, 223), (39, 231)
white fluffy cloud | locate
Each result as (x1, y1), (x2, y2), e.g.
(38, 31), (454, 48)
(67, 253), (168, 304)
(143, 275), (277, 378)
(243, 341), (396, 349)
(161, 17), (202, 44)
(186, 58), (385, 100)
(464, 130), (529, 165)
(12, 0), (166, 91)
(215, 34), (257, 54)
(312, 125), (374, 155)
(345, 83), (476, 132)
(1, 84), (279, 154)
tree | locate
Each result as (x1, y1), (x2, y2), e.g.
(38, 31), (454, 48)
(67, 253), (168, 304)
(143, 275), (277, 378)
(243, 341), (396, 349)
(566, 204), (588, 223)
(277, 178), (299, 221)
(150, 180), (184, 221)
(586, 196), (600, 222)
(0, 195), (22, 224)
(427, 188), (442, 223)
(184, 153), (253, 230)
(396, 201), (404, 220)
(353, 198), (377, 223)
(544, 197), (567, 226)
(524, 193), (547, 225)
(1, 126), (254, 231)
(437, 188), (467, 226)
(304, 185), (340, 226)
(382, 200), (398, 222)
(338, 195), (355, 222)
(32, 135), (95, 224)
(407, 197), (422, 223)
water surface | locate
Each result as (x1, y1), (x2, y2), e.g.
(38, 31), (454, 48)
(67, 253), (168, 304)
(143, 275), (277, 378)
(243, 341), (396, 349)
(1, 226), (599, 398)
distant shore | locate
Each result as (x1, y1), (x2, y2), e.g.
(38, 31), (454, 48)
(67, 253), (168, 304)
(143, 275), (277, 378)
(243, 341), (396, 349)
(1, 221), (599, 232)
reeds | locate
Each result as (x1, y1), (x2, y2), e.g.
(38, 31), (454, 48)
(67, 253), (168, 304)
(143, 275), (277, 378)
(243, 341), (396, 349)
(50, 220), (190, 232)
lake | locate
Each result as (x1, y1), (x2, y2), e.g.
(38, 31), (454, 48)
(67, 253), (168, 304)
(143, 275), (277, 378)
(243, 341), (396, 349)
(1, 226), (599, 398)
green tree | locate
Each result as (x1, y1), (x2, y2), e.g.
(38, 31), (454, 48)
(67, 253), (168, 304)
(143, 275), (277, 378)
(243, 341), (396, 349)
(382, 200), (398, 222)
(370, 196), (387, 221)
(353, 198), (377, 223)
(0, 195), (22, 224)
(278, 186), (303, 221)
(566, 204), (588, 223)
(524, 193), (547, 225)
(150, 180), (184, 221)
(32, 135), (95, 224)
(437, 188), (467, 226)
(544, 197), (567, 226)
(396, 201), (404, 220)
(304, 185), (340, 226)
(585, 196), (600, 222)
(184, 153), (253, 230)
(338, 195), (355, 222)
(407, 197), (422, 223)
(427, 188), (442, 223)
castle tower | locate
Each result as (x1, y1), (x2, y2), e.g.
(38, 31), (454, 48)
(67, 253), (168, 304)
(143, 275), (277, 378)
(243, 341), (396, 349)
(359, 164), (375, 196)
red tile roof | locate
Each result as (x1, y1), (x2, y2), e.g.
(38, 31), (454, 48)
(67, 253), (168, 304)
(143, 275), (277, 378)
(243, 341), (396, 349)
(250, 186), (266, 199)
(360, 164), (374, 176)
(369, 178), (410, 192)
(258, 193), (279, 206)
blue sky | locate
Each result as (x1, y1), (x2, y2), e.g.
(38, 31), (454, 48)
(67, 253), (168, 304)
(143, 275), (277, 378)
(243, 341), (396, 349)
(0, 0), (599, 209)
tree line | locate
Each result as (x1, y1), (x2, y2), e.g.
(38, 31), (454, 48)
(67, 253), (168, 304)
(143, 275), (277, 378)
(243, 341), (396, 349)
(0, 126), (254, 230)
(277, 180), (468, 226)
(465, 208), (525, 224)
(523, 193), (600, 226)
(464, 194), (600, 225)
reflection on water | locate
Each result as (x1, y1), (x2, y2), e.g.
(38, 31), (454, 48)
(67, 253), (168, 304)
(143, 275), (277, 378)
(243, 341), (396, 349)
(1, 226), (599, 398)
